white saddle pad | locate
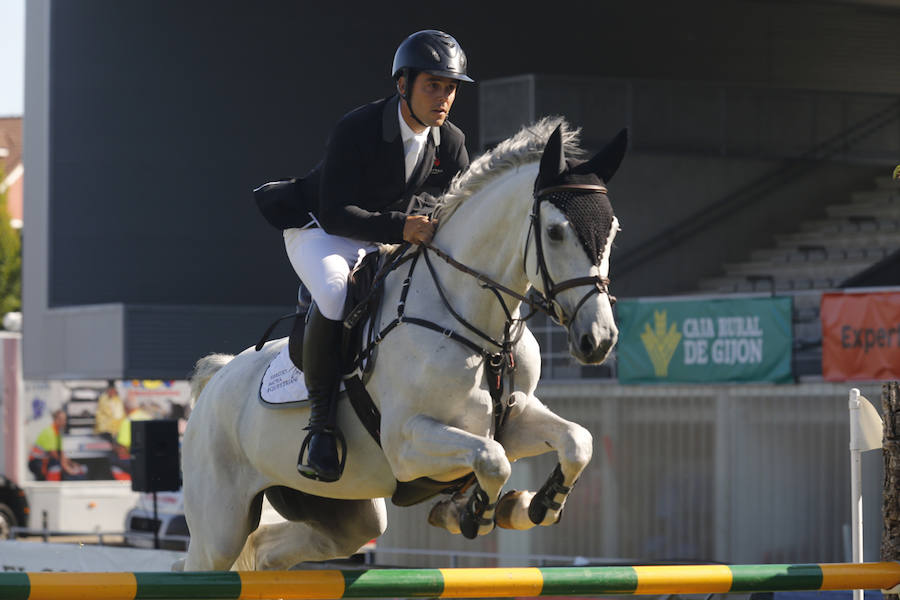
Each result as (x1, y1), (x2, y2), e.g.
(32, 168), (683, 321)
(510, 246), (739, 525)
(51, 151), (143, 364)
(259, 344), (347, 407)
(259, 344), (309, 406)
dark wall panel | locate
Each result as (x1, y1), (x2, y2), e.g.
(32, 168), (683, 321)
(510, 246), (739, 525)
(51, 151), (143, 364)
(45, 0), (900, 308)
(47, 2), (483, 308)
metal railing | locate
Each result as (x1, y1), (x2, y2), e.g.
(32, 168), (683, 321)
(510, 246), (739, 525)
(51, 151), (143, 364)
(359, 546), (718, 568)
(9, 525), (126, 545)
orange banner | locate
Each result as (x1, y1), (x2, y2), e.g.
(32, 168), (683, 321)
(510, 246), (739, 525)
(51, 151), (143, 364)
(821, 291), (900, 381)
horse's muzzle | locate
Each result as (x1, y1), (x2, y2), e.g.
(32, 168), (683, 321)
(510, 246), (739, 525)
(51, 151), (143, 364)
(569, 327), (618, 364)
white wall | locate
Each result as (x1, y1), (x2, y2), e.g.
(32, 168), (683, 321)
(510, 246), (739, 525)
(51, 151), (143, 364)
(0, 332), (23, 483)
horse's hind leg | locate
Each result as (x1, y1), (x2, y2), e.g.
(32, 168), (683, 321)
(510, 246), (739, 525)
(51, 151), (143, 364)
(494, 392), (593, 530)
(234, 497), (387, 570)
(182, 468), (265, 571)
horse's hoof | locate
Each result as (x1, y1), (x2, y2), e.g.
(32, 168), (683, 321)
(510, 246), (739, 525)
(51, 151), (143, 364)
(494, 490), (520, 529)
(428, 499), (462, 535)
(495, 490), (537, 530)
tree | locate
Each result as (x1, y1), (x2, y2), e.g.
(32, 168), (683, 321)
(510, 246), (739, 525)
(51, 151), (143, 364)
(0, 168), (21, 319)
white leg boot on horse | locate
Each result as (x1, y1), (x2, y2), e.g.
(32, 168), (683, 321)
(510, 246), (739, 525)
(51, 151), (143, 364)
(297, 304), (344, 482)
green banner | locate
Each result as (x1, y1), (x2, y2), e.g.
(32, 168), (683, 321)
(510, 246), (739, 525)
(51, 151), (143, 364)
(617, 297), (793, 384)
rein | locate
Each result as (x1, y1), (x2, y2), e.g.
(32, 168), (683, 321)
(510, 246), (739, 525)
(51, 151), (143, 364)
(421, 243), (549, 320)
(420, 183), (616, 325)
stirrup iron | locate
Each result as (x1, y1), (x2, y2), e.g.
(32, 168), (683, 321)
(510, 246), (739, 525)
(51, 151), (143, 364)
(297, 427), (348, 482)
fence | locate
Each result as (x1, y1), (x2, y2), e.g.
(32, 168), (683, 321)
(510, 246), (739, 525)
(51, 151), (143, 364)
(377, 381), (882, 567)
(2, 563), (899, 599)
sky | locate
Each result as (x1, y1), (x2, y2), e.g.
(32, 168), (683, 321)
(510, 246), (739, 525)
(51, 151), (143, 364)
(0, 0), (25, 117)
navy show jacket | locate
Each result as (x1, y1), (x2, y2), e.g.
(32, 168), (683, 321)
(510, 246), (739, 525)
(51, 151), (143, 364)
(304, 95), (470, 243)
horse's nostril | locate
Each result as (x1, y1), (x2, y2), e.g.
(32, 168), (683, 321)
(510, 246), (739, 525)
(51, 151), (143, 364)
(597, 338), (612, 356)
(579, 334), (596, 355)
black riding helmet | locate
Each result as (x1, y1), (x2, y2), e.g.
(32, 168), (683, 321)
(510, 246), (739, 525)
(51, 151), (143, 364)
(392, 30), (473, 128)
(392, 29), (474, 82)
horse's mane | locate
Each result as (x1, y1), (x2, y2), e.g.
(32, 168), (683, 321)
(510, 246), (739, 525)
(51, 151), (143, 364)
(411, 117), (585, 222)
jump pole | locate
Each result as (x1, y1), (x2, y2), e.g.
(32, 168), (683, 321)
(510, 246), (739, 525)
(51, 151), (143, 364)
(1, 562), (899, 600)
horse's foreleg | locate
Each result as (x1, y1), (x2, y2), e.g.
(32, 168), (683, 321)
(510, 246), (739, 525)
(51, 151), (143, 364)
(391, 414), (511, 538)
(494, 392), (593, 529)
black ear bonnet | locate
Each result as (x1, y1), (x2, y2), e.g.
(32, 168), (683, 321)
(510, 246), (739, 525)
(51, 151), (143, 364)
(541, 161), (614, 266)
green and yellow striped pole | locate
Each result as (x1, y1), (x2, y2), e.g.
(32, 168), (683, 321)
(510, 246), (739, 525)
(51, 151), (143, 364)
(0, 562), (899, 599)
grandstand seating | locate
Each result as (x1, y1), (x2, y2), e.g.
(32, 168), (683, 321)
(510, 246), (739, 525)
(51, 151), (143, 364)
(696, 176), (900, 376)
(699, 177), (900, 294)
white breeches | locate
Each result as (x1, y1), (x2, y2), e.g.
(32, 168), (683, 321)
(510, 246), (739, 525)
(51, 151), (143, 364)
(283, 227), (378, 321)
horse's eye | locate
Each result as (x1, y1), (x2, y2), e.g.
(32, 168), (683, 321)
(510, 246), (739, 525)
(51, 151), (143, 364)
(547, 224), (565, 242)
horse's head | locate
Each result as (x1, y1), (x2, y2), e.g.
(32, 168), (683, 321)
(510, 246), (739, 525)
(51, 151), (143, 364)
(527, 124), (627, 364)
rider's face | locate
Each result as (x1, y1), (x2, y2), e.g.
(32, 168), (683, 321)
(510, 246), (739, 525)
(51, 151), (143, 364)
(400, 73), (458, 131)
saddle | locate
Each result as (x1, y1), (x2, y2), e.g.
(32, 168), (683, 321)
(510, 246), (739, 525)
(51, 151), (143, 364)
(259, 248), (391, 375)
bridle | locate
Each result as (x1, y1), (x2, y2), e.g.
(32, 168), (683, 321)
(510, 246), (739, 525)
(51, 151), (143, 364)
(416, 182), (616, 331)
(525, 183), (616, 327)
(347, 181), (617, 440)
(349, 181), (618, 351)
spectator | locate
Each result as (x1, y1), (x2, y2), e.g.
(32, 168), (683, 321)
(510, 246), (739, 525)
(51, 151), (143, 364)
(94, 380), (125, 441)
(27, 410), (86, 481)
(110, 396), (152, 480)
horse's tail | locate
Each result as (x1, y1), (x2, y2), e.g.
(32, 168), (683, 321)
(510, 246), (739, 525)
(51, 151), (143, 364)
(189, 353), (233, 407)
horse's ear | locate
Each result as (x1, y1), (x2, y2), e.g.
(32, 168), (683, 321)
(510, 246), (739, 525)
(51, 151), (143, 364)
(536, 125), (566, 190)
(580, 128), (628, 183)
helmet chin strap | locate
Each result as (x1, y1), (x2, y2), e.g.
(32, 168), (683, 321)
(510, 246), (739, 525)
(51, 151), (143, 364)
(400, 70), (430, 130)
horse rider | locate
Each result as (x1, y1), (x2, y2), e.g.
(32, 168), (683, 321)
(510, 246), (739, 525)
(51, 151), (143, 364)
(280, 30), (474, 482)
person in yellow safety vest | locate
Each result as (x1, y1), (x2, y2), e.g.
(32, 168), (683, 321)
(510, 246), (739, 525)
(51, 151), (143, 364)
(27, 410), (86, 481)
(110, 396), (153, 480)
(94, 380), (125, 441)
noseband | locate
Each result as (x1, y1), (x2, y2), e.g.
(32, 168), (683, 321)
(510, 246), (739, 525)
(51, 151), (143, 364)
(528, 183), (616, 327)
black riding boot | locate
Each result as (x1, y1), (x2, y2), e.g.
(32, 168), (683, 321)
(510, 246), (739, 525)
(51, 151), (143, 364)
(297, 304), (344, 482)
(288, 283), (313, 371)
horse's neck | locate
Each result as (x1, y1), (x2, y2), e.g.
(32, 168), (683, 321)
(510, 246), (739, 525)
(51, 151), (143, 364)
(429, 166), (535, 334)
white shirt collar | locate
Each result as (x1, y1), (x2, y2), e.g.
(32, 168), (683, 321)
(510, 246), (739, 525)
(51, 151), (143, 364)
(397, 101), (441, 146)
